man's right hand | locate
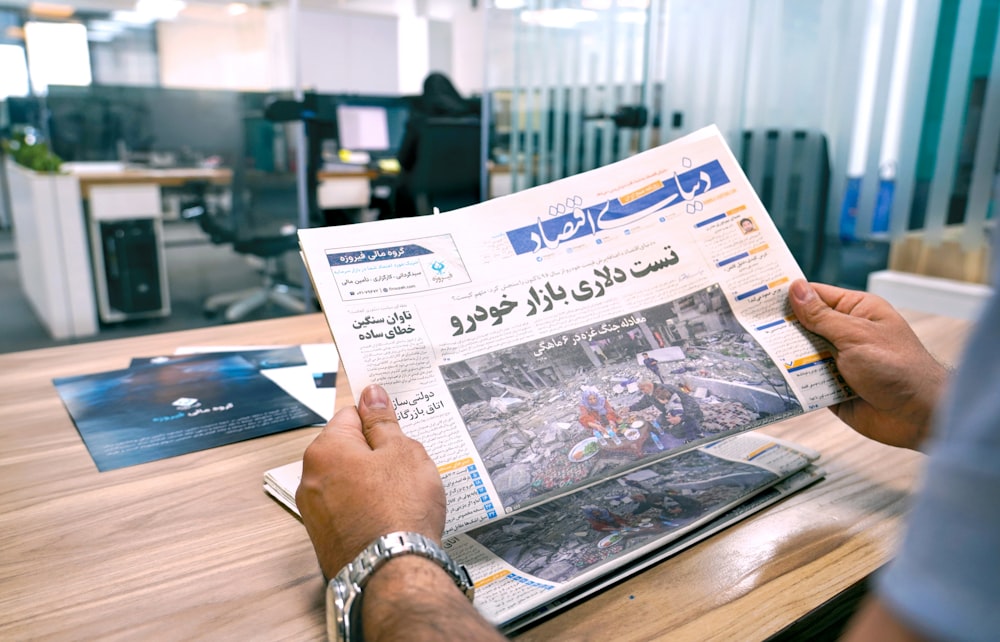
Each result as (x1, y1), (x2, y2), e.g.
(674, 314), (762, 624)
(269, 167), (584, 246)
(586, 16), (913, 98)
(296, 383), (446, 580)
(788, 279), (949, 450)
(296, 384), (507, 641)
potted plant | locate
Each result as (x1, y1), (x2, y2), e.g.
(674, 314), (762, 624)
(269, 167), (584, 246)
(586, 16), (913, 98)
(2, 127), (64, 173)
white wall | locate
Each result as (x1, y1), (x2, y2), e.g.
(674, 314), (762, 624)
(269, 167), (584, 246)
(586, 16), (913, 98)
(155, 4), (456, 96)
(157, 7), (280, 90)
(298, 9), (401, 94)
(448, 3), (489, 95)
(397, 14), (430, 95)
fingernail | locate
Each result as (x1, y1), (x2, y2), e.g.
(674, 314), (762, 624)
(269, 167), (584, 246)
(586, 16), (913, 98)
(363, 384), (389, 409)
(790, 280), (815, 304)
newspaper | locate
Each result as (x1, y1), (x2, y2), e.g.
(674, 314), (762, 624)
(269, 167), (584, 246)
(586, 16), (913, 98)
(455, 433), (822, 629)
(491, 460), (824, 634)
(297, 124), (848, 537)
(263, 432), (822, 628)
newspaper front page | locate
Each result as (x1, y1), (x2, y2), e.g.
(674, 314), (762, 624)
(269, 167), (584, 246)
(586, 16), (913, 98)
(298, 125), (848, 536)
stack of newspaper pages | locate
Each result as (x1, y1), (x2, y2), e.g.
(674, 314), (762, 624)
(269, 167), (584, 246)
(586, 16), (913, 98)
(266, 125), (850, 632)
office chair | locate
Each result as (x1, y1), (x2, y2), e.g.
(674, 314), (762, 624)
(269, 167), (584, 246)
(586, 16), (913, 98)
(409, 116), (482, 215)
(198, 169), (307, 322)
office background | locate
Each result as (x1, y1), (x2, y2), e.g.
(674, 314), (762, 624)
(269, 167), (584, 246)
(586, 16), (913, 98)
(0, 0), (996, 354)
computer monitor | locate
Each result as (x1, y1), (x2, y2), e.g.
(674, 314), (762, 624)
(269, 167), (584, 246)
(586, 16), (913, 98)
(336, 104), (390, 152)
(330, 96), (411, 159)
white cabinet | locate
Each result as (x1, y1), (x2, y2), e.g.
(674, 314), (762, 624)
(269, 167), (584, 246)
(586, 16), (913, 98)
(5, 161), (99, 339)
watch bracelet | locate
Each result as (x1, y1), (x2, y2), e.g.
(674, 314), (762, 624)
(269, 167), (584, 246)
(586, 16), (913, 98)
(326, 531), (475, 642)
(346, 531), (472, 596)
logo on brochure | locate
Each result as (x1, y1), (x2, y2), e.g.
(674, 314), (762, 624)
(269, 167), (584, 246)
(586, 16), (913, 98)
(172, 397), (202, 411)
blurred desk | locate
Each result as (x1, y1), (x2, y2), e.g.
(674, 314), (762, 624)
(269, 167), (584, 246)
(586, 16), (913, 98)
(72, 163), (394, 218)
(316, 164), (400, 222)
(0, 310), (973, 640)
(68, 164), (233, 199)
(65, 164), (235, 325)
(70, 164), (381, 210)
(316, 166), (379, 210)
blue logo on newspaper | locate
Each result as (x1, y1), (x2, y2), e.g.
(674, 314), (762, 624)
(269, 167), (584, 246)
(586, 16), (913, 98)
(505, 159), (729, 255)
(327, 244), (433, 266)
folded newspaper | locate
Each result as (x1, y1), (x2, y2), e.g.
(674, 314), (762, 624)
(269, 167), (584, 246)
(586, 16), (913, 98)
(265, 436), (822, 632)
(268, 124), (847, 629)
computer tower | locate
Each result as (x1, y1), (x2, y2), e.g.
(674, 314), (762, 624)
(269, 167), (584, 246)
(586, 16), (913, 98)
(88, 215), (170, 323)
(85, 182), (170, 323)
(100, 220), (163, 314)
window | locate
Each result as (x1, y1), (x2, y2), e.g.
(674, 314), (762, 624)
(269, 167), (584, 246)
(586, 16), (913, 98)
(24, 21), (92, 91)
(0, 44), (29, 98)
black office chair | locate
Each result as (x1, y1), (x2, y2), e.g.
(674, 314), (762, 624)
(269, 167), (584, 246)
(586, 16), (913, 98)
(409, 116), (482, 215)
(197, 169), (307, 322)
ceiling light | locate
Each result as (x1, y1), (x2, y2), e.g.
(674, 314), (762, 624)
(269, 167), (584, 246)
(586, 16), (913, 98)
(227, 3), (249, 16)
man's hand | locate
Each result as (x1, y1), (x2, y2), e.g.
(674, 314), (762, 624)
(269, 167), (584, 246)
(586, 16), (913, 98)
(296, 383), (446, 579)
(296, 384), (507, 642)
(788, 280), (949, 450)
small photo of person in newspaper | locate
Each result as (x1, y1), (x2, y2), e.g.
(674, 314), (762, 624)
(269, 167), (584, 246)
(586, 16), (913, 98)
(738, 216), (759, 234)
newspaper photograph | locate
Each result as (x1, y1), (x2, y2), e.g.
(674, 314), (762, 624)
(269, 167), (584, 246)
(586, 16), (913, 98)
(261, 432), (823, 628)
(448, 431), (820, 627)
(298, 125), (849, 536)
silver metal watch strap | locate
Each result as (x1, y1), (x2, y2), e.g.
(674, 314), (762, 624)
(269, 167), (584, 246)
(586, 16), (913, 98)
(326, 531), (475, 642)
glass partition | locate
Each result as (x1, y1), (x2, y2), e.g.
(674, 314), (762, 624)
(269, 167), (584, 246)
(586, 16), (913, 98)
(485, 0), (998, 286)
(0, 0), (995, 283)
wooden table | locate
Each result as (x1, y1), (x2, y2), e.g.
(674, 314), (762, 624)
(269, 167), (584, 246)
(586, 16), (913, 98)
(72, 166), (233, 199)
(0, 311), (972, 641)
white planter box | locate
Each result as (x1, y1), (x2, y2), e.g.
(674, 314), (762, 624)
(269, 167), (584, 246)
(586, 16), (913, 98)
(6, 160), (98, 340)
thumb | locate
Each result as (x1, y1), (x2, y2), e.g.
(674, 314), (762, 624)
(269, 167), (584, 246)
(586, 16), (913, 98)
(357, 384), (407, 449)
(788, 279), (844, 341)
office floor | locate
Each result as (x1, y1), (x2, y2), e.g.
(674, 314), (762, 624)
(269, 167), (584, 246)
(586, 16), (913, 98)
(0, 219), (317, 355)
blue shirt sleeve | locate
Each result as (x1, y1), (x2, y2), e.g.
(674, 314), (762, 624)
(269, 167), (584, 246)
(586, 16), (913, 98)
(875, 270), (1000, 642)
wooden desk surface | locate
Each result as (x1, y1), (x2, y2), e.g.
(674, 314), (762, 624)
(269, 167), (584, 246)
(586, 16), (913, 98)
(70, 167), (379, 184)
(317, 168), (381, 180)
(71, 167), (379, 200)
(0, 311), (972, 641)
(71, 167), (234, 197)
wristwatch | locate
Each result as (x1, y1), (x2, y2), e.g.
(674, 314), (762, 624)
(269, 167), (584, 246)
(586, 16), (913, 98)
(326, 531), (475, 642)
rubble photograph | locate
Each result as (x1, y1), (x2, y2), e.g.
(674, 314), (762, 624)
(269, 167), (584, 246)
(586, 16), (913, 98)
(465, 447), (781, 584)
(439, 283), (801, 511)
